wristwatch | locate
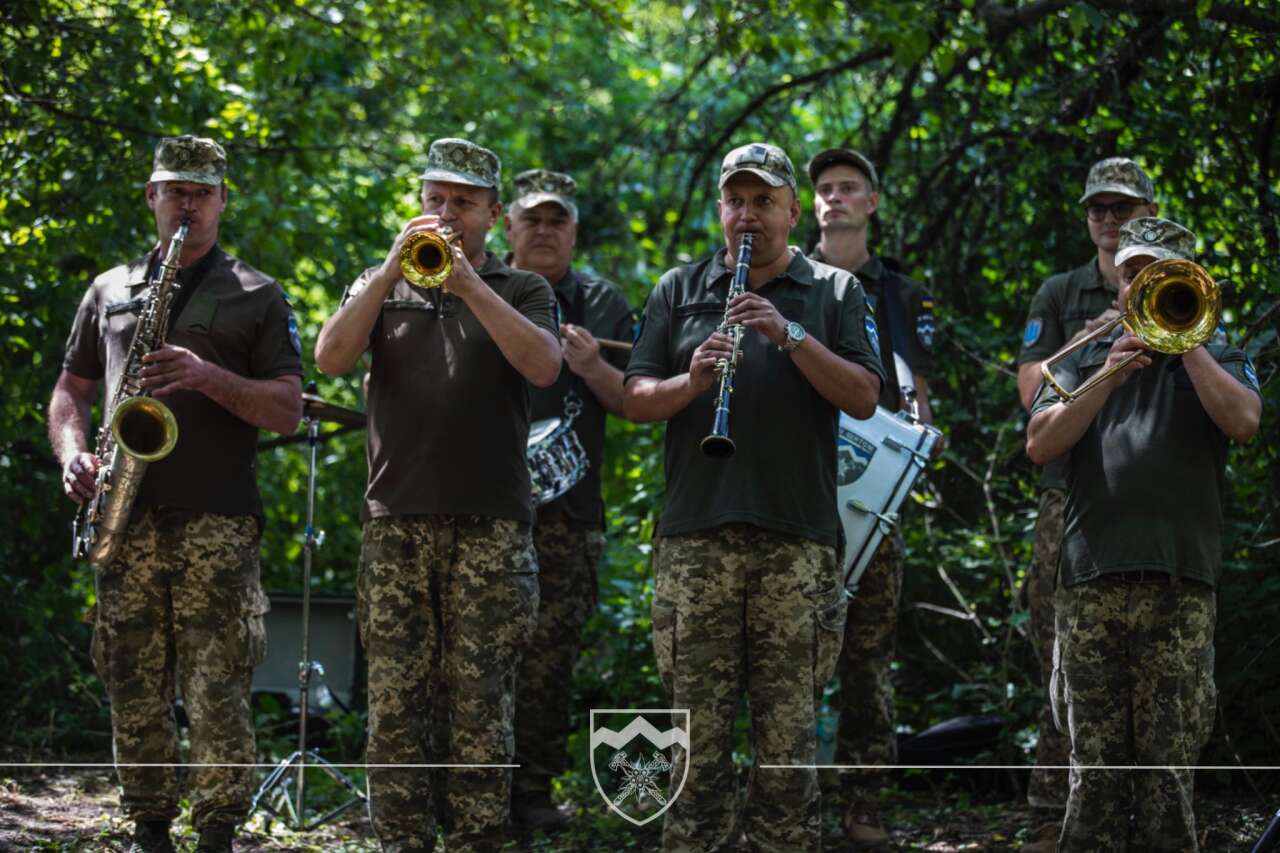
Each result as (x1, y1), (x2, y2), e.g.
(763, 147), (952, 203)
(780, 321), (807, 353)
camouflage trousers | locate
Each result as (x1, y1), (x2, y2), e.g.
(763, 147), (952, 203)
(1026, 488), (1070, 813)
(829, 535), (903, 808)
(358, 515), (539, 853)
(1051, 574), (1216, 852)
(91, 507), (266, 830)
(512, 518), (605, 797)
(652, 524), (845, 853)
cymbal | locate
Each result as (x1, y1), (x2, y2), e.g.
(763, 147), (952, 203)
(302, 392), (366, 429)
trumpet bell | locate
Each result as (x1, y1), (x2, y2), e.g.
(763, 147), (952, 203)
(400, 229), (458, 289)
(1126, 258), (1220, 355)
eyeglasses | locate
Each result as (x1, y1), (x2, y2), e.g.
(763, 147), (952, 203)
(1085, 199), (1145, 222)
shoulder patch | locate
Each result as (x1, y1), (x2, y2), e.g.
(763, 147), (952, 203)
(633, 315), (645, 345)
(1023, 318), (1044, 347)
(287, 315), (302, 356)
(1211, 322), (1229, 346)
(1243, 356), (1259, 391)
(916, 298), (936, 352)
(864, 315), (881, 358)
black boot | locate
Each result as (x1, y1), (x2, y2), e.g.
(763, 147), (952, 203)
(194, 822), (235, 852)
(127, 820), (175, 853)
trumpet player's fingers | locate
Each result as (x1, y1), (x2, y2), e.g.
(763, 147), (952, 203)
(1105, 334), (1152, 378)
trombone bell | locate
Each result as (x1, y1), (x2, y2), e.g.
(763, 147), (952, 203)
(1040, 258), (1220, 404)
(400, 228), (461, 289)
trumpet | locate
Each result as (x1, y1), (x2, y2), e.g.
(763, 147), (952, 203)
(399, 227), (463, 289)
(1041, 258), (1220, 403)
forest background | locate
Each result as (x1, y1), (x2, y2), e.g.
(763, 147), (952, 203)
(2, 0), (1279, 832)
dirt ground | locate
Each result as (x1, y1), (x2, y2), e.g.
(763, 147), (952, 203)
(0, 769), (1274, 852)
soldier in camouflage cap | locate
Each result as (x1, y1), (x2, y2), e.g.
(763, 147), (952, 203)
(418, 137), (501, 189)
(1013, 155), (1159, 852)
(50, 134), (304, 853)
(1114, 216), (1197, 266)
(1078, 156), (1155, 204)
(149, 135), (227, 186)
(315, 138), (562, 851)
(625, 140), (886, 851)
(503, 168), (632, 832)
(1026, 213), (1260, 851)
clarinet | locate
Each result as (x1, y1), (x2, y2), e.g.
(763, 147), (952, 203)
(700, 232), (753, 458)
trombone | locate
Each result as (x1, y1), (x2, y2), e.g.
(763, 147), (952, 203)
(1040, 258), (1220, 403)
(399, 226), (463, 289)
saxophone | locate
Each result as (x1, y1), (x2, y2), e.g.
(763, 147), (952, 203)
(72, 220), (188, 565)
(700, 232), (753, 458)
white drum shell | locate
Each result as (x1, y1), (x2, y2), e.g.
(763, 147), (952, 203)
(836, 407), (940, 593)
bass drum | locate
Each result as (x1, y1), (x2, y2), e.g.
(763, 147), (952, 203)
(528, 417), (589, 506)
(836, 407), (941, 593)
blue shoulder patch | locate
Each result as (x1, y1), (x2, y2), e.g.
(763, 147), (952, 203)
(287, 315), (301, 356)
(1243, 357), (1259, 391)
(1023, 318), (1043, 347)
(864, 315), (880, 358)
(633, 316), (645, 344)
(916, 308), (936, 352)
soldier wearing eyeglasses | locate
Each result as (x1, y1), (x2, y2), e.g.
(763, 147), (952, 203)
(1013, 157), (1158, 851)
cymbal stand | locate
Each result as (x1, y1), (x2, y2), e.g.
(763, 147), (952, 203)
(251, 399), (366, 829)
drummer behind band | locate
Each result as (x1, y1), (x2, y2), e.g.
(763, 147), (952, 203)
(1026, 218), (1260, 851)
(503, 169), (634, 830)
(49, 135), (303, 853)
(624, 142), (884, 851)
(1015, 156), (1158, 849)
(314, 137), (560, 852)
(807, 147), (937, 846)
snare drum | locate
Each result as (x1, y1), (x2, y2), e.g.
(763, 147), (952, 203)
(837, 407), (941, 593)
(527, 417), (589, 506)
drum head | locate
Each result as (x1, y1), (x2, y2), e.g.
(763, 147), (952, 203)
(528, 417), (561, 446)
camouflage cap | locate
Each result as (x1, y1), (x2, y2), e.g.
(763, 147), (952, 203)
(512, 169), (578, 219)
(149, 135), (227, 186)
(1079, 157), (1154, 203)
(418, 137), (501, 188)
(806, 148), (879, 190)
(1114, 217), (1197, 267)
(719, 142), (797, 191)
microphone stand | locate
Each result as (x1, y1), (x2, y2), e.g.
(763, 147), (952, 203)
(250, 387), (366, 829)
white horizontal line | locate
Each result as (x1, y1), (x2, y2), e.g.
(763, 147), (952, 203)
(762, 764), (1280, 771)
(0, 763), (518, 769)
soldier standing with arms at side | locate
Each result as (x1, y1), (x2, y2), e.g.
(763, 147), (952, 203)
(49, 136), (304, 853)
(503, 169), (633, 831)
(807, 147), (938, 847)
(1027, 217), (1260, 851)
(1014, 157), (1157, 852)
(625, 142), (884, 852)
(314, 138), (561, 853)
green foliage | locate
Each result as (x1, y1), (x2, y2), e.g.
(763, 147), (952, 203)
(3, 0), (1278, 806)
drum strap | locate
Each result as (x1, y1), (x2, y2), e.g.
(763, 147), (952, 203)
(559, 275), (588, 424)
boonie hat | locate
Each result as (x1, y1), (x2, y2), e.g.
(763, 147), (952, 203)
(719, 142), (798, 191)
(150, 135), (227, 186)
(1114, 216), (1197, 267)
(419, 137), (501, 188)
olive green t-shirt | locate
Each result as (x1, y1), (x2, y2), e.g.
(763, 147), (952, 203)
(626, 249), (885, 546)
(529, 268), (633, 529)
(1017, 259), (1117, 491)
(811, 249), (935, 411)
(63, 245), (303, 518)
(1030, 338), (1262, 588)
(348, 252), (558, 523)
